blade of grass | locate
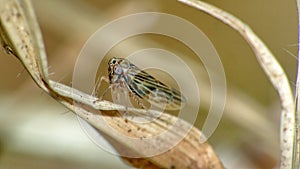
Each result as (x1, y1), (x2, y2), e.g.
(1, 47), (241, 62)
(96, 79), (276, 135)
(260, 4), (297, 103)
(178, 0), (296, 168)
(293, 0), (300, 168)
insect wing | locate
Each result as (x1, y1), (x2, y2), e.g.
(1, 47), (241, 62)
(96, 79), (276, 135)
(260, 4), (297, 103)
(125, 63), (186, 110)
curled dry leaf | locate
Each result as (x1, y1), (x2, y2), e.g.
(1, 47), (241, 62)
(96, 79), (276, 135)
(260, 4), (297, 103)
(0, 0), (224, 168)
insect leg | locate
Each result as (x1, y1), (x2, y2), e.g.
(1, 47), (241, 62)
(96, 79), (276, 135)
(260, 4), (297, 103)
(93, 74), (110, 99)
(129, 92), (147, 110)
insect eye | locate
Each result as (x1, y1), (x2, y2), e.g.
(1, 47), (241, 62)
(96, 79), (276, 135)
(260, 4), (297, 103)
(114, 65), (122, 74)
(120, 60), (129, 68)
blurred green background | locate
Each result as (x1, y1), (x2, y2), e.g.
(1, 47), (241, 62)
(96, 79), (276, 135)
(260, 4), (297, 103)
(0, 0), (297, 169)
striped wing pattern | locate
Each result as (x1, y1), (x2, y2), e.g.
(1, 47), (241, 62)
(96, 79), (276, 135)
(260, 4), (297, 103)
(108, 57), (186, 110)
